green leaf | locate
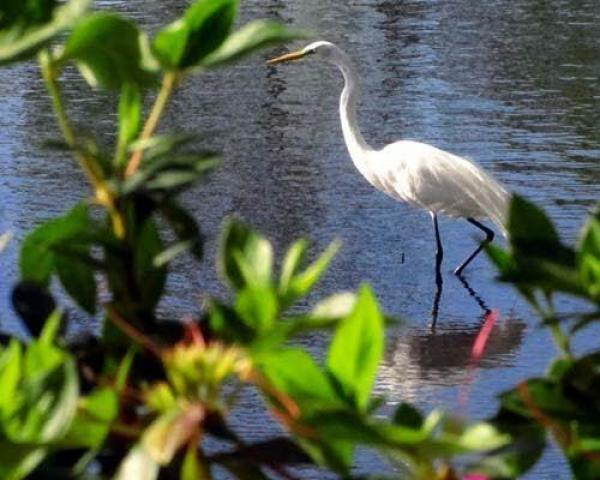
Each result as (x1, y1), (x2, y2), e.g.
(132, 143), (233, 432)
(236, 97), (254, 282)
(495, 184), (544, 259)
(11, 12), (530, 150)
(208, 301), (256, 345)
(509, 195), (559, 245)
(457, 423), (511, 451)
(117, 83), (143, 167)
(0, 341), (22, 419)
(218, 219), (273, 290)
(393, 403), (423, 429)
(311, 292), (357, 320)
(158, 201), (203, 261)
(153, 0), (237, 70)
(37, 308), (62, 346)
(55, 250), (97, 314)
(235, 285), (278, 334)
(63, 387), (118, 449)
(0, 346), (79, 480)
(578, 213), (600, 301)
(135, 219), (167, 310)
(181, 445), (209, 480)
(202, 20), (306, 68)
(257, 348), (340, 412)
(19, 203), (92, 285)
(61, 12), (157, 89)
(281, 240), (340, 307)
(327, 284), (384, 411)
(279, 239), (308, 294)
(0, 0), (90, 65)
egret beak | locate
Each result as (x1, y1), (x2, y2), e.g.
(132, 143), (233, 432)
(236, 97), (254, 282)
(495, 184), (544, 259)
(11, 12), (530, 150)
(267, 50), (307, 65)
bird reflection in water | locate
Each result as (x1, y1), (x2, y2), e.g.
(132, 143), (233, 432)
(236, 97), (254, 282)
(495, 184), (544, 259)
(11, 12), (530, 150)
(379, 274), (526, 400)
(430, 273), (491, 330)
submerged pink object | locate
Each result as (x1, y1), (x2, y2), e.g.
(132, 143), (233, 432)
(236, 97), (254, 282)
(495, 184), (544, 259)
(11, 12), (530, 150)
(470, 310), (499, 363)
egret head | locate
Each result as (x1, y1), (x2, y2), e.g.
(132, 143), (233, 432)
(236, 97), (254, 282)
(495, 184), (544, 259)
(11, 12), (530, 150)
(267, 41), (342, 65)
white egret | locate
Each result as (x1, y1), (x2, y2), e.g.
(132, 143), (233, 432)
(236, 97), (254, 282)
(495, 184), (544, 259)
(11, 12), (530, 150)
(268, 41), (510, 278)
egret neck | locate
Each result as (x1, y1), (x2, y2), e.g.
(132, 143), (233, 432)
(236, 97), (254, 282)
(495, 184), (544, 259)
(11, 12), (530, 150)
(335, 50), (374, 178)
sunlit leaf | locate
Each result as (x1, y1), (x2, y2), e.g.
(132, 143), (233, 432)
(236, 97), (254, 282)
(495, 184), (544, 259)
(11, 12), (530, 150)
(235, 285), (278, 333)
(279, 239), (308, 294)
(117, 83), (143, 166)
(281, 240), (340, 307)
(327, 284), (384, 411)
(218, 219), (273, 290)
(63, 387), (118, 449)
(257, 348), (339, 411)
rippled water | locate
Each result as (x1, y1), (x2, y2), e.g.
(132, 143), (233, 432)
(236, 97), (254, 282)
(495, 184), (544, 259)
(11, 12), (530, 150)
(1, 0), (600, 477)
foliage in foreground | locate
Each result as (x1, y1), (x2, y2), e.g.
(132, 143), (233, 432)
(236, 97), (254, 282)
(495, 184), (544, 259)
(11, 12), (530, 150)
(1, 0), (600, 479)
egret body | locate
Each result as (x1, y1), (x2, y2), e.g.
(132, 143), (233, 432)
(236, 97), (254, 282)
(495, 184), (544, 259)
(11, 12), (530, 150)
(268, 41), (510, 278)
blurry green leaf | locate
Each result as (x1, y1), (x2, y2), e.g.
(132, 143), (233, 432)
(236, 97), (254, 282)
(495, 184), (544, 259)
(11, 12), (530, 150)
(63, 387), (118, 448)
(115, 445), (159, 480)
(0, 0), (90, 65)
(203, 20), (306, 67)
(509, 195), (559, 245)
(135, 219), (167, 310)
(55, 251), (96, 314)
(117, 83), (143, 166)
(257, 348), (339, 412)
(0, 341), (22, 418)
(181, 445), (209, 480)
(123, 150), (219, 195)
(508, 195), (575, 266)
(20, 203), (92, 285)
(457, 423), (511, 451)
(0, 343), (79, 480)
(485, 243), (514, 276)
(208, 301), (256, 345)
(311, 292), (357, 320)
(235, 285), (278, 333)
(281, 240), (340, 307)
(393, 403), (423, 429)
(153, 0), (237, 70)
(37, 308), (62, 346)
(279, 239), (308, 294)
(218, 219), (273, 290)
(153, 240), (195, 268)
(61, 13), (157, 89)
(145, 383), (177, 413)
(159, 201), (203, 261)
(327, 284), (384, 411)
(578, 214), (600, 301)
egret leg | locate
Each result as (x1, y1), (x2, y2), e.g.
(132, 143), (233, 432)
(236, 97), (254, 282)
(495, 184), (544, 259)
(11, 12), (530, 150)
(431, 213), (443, 287)
(453, 218), (495, 275)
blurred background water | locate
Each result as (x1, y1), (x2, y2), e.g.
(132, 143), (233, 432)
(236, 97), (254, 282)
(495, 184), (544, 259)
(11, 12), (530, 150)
(1, 0), (600, 477)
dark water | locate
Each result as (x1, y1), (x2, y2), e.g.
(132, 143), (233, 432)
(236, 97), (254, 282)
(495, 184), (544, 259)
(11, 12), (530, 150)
(1, 0), (600, 477)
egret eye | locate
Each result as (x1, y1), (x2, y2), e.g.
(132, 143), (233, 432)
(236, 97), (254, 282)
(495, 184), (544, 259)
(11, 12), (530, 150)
(306, 48), (317, 55)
